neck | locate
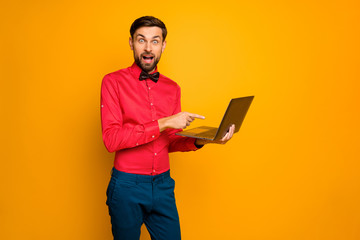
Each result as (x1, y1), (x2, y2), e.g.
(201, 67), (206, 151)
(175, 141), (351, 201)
(148, 68), (156, 74)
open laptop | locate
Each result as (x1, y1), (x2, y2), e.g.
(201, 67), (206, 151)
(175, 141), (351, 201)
(175, 96), (254, 140)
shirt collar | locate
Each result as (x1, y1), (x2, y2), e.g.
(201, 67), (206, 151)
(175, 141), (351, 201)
(130, 62), (159, 80)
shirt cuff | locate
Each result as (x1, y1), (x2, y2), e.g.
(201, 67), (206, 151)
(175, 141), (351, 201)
(185, 137), (203, 150)
(143, 121), (160, 142)
(194, 140), (204, 149)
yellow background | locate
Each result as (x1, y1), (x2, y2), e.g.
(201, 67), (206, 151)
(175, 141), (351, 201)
(1, 0), (360, 239)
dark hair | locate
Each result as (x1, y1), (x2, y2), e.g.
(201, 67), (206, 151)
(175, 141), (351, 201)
(130, 16), (167, 41)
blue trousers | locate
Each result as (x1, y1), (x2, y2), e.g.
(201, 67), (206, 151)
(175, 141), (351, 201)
(106, 167), (181, 240)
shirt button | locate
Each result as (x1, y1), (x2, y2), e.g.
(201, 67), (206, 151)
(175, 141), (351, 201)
(150, 103), (153, 106)
(152, 135), (155, 138)
(154, 153), (157, 156)
(101, 105), (104, 108)
(136, 143), (139, 146)
(153, 169), (155, 172)
(149, 87), (151, 90)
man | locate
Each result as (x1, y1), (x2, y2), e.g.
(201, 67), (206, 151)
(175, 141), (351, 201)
(101, 16), (235, 240)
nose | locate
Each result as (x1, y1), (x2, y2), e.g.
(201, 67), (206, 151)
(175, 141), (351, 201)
(145, 42), (152, 52)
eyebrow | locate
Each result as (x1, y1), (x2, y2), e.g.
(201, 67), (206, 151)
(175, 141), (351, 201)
(136, 34), (161, 39)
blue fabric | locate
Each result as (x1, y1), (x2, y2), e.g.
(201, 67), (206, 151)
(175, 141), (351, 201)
(106, 167), (181, 240)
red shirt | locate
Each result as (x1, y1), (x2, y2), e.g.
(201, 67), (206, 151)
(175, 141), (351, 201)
(101, 63), (199, 175)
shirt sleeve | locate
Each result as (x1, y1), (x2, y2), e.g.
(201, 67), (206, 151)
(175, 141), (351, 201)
(167, 86), (203, 153)
(100, 74), (160, 153)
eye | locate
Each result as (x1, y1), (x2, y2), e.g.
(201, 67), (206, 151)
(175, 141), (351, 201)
(139, 39), (145, 43)
(152, 40), (158, 44)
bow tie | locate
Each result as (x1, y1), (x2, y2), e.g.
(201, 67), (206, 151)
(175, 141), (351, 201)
(139, 71), (160, 83)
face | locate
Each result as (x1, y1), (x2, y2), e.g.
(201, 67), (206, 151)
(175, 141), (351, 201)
(129, 26), (166, 73)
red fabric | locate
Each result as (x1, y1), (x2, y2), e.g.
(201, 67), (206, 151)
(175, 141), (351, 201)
(101, 63), (199, 175)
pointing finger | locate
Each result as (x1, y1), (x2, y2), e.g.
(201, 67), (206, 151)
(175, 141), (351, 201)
(188, 113), (205, 119)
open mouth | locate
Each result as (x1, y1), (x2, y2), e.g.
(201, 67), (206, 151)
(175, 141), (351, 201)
(142, 55), (154, 63)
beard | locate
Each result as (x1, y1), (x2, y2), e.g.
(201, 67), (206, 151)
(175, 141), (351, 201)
(134, 52), (161, 73)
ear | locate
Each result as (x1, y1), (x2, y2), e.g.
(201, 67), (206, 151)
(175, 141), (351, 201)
(129, 37), (133, 50)
(161, 40), (167, 53)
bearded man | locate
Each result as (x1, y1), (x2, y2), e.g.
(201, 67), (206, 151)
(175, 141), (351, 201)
(101, 16), (235, 240)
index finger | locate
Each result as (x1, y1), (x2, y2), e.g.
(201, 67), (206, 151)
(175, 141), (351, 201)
(188, 113), (205, 119)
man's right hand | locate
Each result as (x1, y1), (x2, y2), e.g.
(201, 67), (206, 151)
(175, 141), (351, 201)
(158, 112), (205, 132)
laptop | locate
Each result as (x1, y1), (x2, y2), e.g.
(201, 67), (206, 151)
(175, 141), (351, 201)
(175, 96), (254, 140)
